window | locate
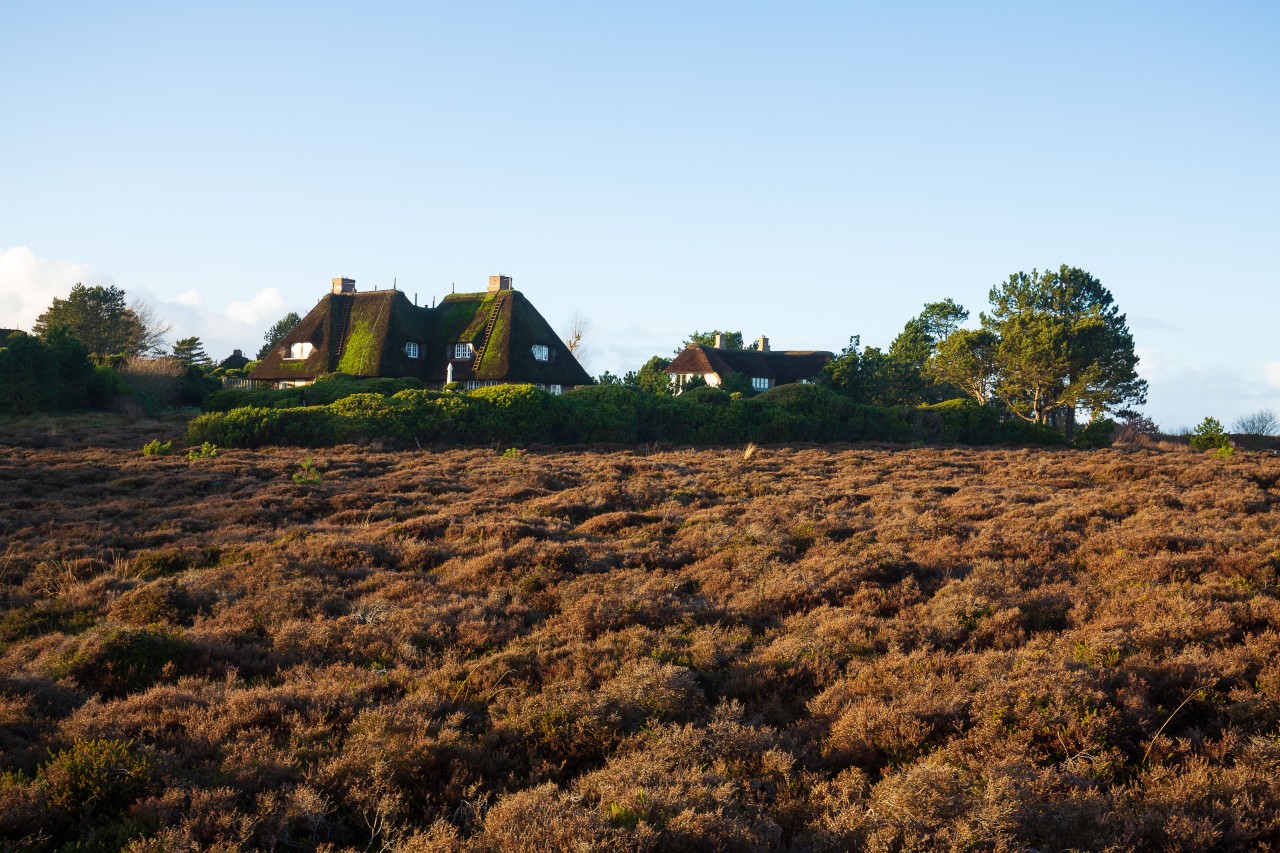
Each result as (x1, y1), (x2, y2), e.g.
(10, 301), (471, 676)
(454, 342), (474, 359)
(286, 342), (314, 359)
(531, 344), (549, 362)
(404, 342), (420, 359)
(550, 384), (562, 395)
(465, 380), (481, 391)
(752, 376), (770, 391)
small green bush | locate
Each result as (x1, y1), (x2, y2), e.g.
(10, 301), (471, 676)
(39, 738), (154, 817)
(141, 439), (172, 457)
(1074, 418), (1117, 449)
(293, 457), (323, 484)
(186, 441), (218, 461)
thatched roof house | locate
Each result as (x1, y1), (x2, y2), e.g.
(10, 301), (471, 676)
(251, 276), (590, 392)
(666, 335), (832, 392)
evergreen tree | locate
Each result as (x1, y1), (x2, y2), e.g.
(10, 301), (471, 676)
(34, 284), (148, 362)
(258, 312), (301, 359)
(171, 336), (212, 367)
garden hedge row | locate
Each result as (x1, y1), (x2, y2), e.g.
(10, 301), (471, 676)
(186, 382), (1067, 448)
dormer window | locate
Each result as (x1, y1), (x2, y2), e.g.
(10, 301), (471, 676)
(531, 344), (549, 362)
(751, 376), (770, 391)
(454, 342), (474, 359)
(286, 342), (314, 360)
(405, 342), (420, 359)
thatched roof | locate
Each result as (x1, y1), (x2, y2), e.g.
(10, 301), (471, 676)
(666, 344), (833, 385)
(249, 287), (590, 387)
(428, 290), (592, 386)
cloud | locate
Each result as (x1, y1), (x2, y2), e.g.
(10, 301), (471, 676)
(226, 289), (286, 325)
(0, 247), (299, 362)
(0, 246), (114, 332)
(1268, 362), (1280, 389)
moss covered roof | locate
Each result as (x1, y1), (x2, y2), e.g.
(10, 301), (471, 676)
(250, 287), (590, 387)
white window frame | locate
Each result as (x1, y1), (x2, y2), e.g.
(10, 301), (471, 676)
(752, 376), (770, 391)
(550, 384), (562, 395)
(531, 343), (549, 362)
(286, 342), (314, 360)
(454, 342), (474, 359)
(465, 380), (481, 391)
(405, 342), (420, 359)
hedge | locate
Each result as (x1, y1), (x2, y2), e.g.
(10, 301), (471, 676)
(187, 382), (1071, 449)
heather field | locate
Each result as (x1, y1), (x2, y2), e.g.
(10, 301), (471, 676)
(2, 422), (1280, 851)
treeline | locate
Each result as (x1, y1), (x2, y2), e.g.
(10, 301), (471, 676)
(187, 382), (1076, 449)
(620, 266), (1149, 445)
(0, 331), (119, 414)
(1, 283), (223, 416)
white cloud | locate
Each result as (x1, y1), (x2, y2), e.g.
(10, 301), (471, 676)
(226, 288), (286, 325)
(1268, 362), (1280, 390)
(0, 247), (299, 363)
(0, 246), (114, 332)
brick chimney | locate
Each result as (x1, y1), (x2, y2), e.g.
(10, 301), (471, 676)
(713, 332), (725, 348)
(756, 335), (770, 352)
(488, 275), (513, 293)
(332, 277), (356, 294)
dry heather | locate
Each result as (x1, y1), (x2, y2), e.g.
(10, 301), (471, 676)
(1, 430), (1279, 850)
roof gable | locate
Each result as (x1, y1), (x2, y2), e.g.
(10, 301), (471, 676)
(667, 345), (834, 384)
(251, 285), (591, 387)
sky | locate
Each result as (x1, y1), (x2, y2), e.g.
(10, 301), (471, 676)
(1, 1), (1277, 430)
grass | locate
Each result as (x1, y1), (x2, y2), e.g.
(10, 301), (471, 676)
(0, 433), (1278, 849)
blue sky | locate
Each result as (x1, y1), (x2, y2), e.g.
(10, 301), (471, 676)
(2, 2), (1276, 429)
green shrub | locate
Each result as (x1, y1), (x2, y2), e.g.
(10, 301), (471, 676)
(186, 441), (218, 461)
(88, 364), (129, 408)
(560, 385), (644, 443)
(468, 384), (557, 444)
(293, 457), (323, 484)
(141, 439), (172, 457)
(186, 405), (338, 448)
(56, 626), (188, 697)
(1190, 416), (1230, 451)
(39, 738), (154, 817)
(1074, 418), (1117, 449)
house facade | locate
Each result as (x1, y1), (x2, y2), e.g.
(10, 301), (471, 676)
(666, 334), (833, 393)
(250, 276), (591, 392)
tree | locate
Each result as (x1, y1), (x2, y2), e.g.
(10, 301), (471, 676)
(562, 309), (591, 366)
(33, 284), (157, 362)
(883, 300), (970, 404)
(171, 336), (212, 368)
(821, 336), (902, 406)
(983, 266), (1146, 438)
(927, 328), (999, 406)
(631, 356), (672, 395)
(258, 312), (301, 360)
(1189, 417), (1229, 451)
(595, 371), (623, 386)
(128, 298), (173, 357)
(681, 330), (744, 351)
(1233, 408), (1278, 436)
